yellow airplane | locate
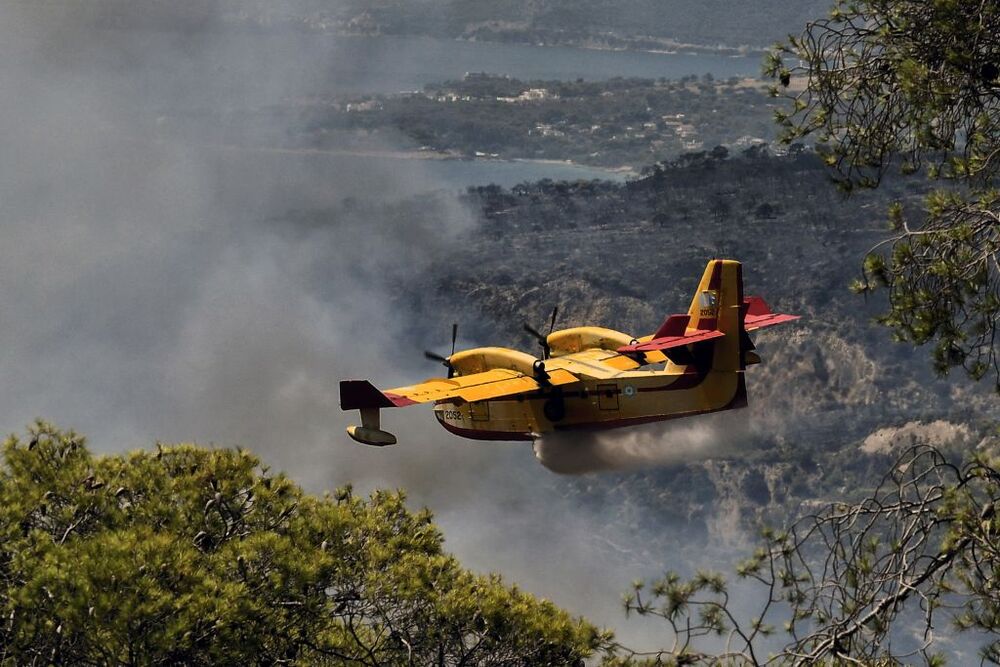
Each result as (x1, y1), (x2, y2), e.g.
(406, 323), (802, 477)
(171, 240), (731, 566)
(341, 259), (798, 446)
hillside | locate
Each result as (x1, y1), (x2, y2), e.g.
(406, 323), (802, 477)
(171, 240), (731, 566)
(16, 0), (835, 52)
(309, 75), (780, 168)
(333, 0), (836, 51)
(162, 74), (779, 169)
(296, 149), (1000, 558)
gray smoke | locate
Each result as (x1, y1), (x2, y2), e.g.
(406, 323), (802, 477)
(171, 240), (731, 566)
(0, 3), (776, 653)
(0, 3), (494, 495)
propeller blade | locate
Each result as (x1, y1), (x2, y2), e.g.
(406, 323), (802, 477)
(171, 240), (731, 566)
(548, 306), (559, 335)
(424, 350), (449, 364)
(523, 323), (545, 341)
(450, 323), (458, 356)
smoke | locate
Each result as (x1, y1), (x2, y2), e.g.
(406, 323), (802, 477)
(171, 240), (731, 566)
(533, 410), (755, 474)
(0, 2), (501, 496)
(0, 3), (791, 653)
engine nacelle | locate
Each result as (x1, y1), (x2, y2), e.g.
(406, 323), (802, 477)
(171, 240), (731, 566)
(546, 327), (636, 357)
(448, 347), (539, 377)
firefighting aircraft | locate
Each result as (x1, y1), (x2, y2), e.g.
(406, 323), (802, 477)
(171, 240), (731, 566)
(340, 259), (798, 446)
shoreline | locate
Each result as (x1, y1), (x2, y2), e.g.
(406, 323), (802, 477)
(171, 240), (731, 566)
(271, 26), (769, 59)
(508, 157), (637, 176)
(451, 34), (767, 59)
(91, 21), (767, 59)
(129, 136), (639, 178)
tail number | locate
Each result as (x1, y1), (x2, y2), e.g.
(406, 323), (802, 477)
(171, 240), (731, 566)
(699, 290), (719, 317)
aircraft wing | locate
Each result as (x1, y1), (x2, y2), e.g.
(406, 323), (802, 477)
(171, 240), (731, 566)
(597, 353), (648, 371)
(743, 295), (800, 331)
(341, 367), (578, 410)
(544, 348), (642, 379)
(616, 329), (724, 354)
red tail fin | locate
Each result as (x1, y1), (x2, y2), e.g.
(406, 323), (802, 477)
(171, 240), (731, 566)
(742, 296), (800, 331)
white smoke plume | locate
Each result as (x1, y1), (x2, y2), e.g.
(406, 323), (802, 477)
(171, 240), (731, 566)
(534, 410), (756, 474)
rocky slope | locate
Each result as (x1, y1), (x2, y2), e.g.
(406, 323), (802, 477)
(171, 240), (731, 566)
(362, 149), (1000, 552)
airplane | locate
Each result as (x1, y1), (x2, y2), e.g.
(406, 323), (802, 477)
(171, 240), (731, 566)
(340, 259), (798, 446)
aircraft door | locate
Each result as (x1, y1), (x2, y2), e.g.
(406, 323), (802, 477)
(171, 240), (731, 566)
(597, 384), (619, 410)
(469, 400), (490, 422)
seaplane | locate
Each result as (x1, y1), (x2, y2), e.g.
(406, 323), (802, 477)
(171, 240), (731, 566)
(340, 259), (798, 446)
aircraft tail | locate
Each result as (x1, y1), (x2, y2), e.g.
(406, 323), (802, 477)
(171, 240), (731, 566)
(687, 259), (744, 372)
(618, 259), (798, 372)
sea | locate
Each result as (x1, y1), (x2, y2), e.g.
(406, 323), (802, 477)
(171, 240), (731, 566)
(33, 29), (763, 188)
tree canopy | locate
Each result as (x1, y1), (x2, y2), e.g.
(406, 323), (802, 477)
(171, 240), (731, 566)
(0, 421), (606, 665)
(766, 0), (1000, 387)
(612, 445), (1000, 665)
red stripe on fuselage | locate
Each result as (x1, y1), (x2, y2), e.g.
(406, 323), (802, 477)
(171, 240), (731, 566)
(636, 370), (708, 393)
(434, 374), (747, 440)
(435, 413), (534, 441)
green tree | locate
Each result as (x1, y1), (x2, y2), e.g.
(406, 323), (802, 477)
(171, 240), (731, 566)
(0, 421), (607, 665)
(765, 0), (1000, 386)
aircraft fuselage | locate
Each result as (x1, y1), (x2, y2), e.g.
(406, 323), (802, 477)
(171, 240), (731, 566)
(432, 369), (746, 440)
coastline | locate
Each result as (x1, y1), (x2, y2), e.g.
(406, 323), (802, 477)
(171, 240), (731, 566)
(130, 136), (639, 178)
(209, 21), (769, 59)
(508, 157), (637, 177)
(269, 146), (639, 178)
(451, 34), (767, 59)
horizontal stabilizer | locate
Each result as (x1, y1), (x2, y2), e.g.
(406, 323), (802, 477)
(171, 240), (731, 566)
(617, 328), (724, 354)
(652, 314), (691, 338)
(340, 380), (415, 410)
(743, 296), (800, 331)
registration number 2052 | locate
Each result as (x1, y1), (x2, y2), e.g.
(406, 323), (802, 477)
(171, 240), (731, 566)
(441, 410), (463, 421)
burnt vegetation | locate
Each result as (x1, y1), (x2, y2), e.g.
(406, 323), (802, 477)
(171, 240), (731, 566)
(272, 148), (994, 557)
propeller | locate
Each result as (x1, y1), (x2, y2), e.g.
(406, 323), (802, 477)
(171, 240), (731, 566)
(425, 323), (458, 378)
(524, 306), (559, 359)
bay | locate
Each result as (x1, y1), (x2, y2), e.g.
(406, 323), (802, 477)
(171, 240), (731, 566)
(46, 31), (763, 107)
(314, 34), (762, 96)
(3, 28), (750, 185)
